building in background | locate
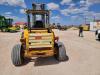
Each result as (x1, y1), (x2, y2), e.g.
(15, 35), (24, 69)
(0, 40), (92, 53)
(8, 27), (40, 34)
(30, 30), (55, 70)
(14, 22), (27, 28)
(90, 20), (100, 31)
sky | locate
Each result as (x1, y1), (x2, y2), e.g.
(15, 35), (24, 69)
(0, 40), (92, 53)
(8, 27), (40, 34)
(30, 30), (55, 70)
(0, 0), (100, 25)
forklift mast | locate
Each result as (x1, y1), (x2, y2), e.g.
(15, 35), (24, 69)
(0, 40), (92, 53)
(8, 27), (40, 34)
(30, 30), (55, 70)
(26, 3), (50, 29)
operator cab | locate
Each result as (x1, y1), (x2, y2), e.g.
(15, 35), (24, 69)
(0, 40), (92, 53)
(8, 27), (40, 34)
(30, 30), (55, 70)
(26, 3), (50, 30)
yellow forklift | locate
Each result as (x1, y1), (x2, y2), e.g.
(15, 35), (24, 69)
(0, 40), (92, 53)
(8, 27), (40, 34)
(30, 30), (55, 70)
(11, 3), (67, 66)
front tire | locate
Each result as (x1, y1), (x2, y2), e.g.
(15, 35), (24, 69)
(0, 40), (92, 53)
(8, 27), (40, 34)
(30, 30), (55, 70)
(55, 42), (68, 61)
(11, 44), (24, 66)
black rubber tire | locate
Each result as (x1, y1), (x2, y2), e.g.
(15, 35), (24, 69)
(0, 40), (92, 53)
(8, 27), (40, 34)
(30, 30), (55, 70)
(98, 33), (100, 40)
(54, 43), (59, 60)
(55, 42), (67, 61)
(11, 44), (24, 66)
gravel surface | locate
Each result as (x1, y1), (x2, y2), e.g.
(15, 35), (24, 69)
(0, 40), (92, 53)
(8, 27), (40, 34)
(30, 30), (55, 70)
(0, 30), (100, 75)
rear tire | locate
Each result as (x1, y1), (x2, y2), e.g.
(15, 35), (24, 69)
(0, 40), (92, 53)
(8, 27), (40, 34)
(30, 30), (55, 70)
(11, 44), (24, 66)
(55, 42), (68, 61)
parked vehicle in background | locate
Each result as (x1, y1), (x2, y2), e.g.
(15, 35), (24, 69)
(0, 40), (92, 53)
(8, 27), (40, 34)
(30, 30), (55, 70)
(0, 15), (19, 32)
(95, 29), (100, 40)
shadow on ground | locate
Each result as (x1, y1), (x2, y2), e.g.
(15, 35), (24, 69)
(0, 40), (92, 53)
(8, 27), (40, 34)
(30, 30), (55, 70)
(34, 56), (59, 66)
(96, 39), (100, 41)
(34, 56), (69, 66)
(19, 55), (69, 67)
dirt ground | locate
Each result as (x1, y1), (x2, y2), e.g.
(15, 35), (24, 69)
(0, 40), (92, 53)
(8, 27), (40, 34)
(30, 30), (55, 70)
(0, 30), (100, 75)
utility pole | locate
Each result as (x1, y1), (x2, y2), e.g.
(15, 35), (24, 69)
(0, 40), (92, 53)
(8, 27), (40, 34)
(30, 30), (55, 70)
(84, 16), (87, 25)
(93, 16), (95, 22)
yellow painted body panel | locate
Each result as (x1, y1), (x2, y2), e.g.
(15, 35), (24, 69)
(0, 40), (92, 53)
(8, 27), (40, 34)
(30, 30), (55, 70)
(24, 29), (29, 49)
(29, 45), (52, 48)
(29, 37), (52, 40)
(29, 30), (48, 33)
(24, 50), (54, 57)
(23, 29), (55, 57)
(82, 25), (89, 31)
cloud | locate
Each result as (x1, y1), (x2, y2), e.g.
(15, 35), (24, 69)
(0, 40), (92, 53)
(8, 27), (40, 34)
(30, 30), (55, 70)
(61, 0), (72, 5)
(83, 11), (100, 20)
(3, 14), (26, 22)
(20, 9), (25, 14)
(80, 0), (86, 4)
(0, 0), (26, 8)
(60, 9), (69, 16)
(4, 12), (12, 15)
(4, 14), (19, 19)
(79, 0), (100, 7)
(68, 3), (76, 9)
(71, 15), (84, 22)
(79, 0), (87, 7)
(60, 7), (87, 16)
(87, 0), (100, 5)
(83, 11), (94, 16)
(94, 13), (100, 19)
(94, 13), (100, 20)
(51, 15), (61, 19)
(71, 15), (79, 19)
(47, 3), (59, 10)
(60, 4), (88, 16)
(51, 15), (61, 23)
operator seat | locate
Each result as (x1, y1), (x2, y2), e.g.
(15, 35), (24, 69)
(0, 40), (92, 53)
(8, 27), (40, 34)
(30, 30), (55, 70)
(33, 21), (44, 28)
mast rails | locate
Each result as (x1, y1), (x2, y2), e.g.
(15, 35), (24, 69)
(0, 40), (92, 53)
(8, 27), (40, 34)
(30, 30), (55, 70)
(26, 3), (50, 29)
